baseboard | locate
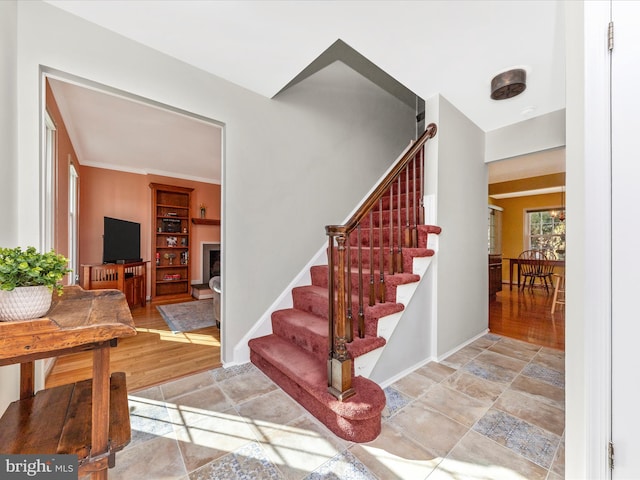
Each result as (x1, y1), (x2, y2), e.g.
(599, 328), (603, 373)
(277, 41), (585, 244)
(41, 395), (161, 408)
(436, 328), (489, 363)
(378, 355), (436, 390)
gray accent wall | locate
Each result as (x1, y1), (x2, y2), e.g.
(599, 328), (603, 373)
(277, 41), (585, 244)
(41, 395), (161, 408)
(429, 95), (488, 357)
(222, 60), (416, 362)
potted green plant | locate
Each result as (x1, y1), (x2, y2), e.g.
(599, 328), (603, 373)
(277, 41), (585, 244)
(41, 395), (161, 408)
(0, 246), (70, 321)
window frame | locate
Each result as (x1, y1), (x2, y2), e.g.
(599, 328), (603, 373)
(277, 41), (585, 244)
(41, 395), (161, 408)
(524, 208), (566, 259)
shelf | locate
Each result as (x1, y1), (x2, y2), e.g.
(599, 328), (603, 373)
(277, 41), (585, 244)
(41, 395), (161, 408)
(192, 218), (220, 226)
(0, 373), (130, 476)
(150, 183), (193, 300)
(157, 204), (188, 209)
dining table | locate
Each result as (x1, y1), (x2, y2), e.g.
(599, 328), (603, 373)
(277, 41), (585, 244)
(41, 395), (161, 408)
(508, 257), (566, 290)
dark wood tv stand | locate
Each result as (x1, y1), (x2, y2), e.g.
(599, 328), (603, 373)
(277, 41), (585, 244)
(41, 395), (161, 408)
(80, 261), (148, 309)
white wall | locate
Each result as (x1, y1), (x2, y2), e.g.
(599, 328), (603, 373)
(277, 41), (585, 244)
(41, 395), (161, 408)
(0, 0), (18, 247)
(2, 1), (415, 410)
(426, 95), (488, 356)
(485, 109), (566, 162)
(0, 0), (20, 414)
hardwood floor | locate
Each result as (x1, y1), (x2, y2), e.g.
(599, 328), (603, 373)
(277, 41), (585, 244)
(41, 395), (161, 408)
(46, 298), (221, 392)
(489, 283), (565, 351)
(46, 282), (563, 392)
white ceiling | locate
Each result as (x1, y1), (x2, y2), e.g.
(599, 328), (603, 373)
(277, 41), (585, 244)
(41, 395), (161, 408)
(488, 147), (566, 184)
(48, 78), (222, 184)
(44, 0), (566, 184)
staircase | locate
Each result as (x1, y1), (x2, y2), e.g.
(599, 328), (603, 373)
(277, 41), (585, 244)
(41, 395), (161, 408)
(249, 124), (440, 442)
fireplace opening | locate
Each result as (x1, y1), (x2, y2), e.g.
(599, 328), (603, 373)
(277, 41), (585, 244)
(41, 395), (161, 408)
(210, 250), (221, 279)
(202, 243), (221, 285)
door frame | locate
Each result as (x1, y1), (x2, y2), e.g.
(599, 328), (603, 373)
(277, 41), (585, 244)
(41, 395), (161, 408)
(565, 1), (612, 478)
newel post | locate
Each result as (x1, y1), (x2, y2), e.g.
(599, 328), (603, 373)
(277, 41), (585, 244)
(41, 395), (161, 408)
(326, 227), (355, 401)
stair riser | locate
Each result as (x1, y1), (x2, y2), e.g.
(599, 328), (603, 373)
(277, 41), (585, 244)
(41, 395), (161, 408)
(331, 249), (404, 276)
(272, 313), (328, 363)
(349, 248), (432, 275)
(330, 246), (433, 275)
(359, 207), (422, 229)
(381, 174), (422, 196)
(378, 191), (421, 211)
(271, 311), (385, 365)
(311, 265), (407, 304)
(290, 289), (384, 337)
(345, 227), (417, 249)
(347, 224), (440, 249)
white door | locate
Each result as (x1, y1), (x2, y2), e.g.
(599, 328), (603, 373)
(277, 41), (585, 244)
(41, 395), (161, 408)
(611, 2), (640, 477)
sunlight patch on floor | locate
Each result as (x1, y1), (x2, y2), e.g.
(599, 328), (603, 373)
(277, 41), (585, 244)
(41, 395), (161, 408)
(429, 457), (531, 480)
(357, 444), (442, 479)
(134, 327), (219, 346)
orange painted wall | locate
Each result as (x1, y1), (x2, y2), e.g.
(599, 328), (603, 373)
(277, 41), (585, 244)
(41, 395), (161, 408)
(78, 167), (220, 298)
(491, 192), (565, 283)
(46, 80), (81, 284)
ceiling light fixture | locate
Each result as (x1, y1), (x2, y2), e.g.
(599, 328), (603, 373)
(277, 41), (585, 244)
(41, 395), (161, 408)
(550, 186), (566, 222)
(490, 68), (526, 100)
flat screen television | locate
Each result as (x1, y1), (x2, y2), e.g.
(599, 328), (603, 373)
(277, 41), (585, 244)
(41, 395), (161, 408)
(103, 216), (141, 264)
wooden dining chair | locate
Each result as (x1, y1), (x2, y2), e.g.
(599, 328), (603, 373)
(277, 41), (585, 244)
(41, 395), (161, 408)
(518, 250), (555, 292)
(538, 251), (556, 292)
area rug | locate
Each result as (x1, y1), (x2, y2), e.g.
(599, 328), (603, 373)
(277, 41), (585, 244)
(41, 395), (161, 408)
(156, 300), (215, 333)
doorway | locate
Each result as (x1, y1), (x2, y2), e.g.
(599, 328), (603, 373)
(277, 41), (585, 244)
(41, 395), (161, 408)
(42, 71), (224, 390)
(487, 148), (566, 349)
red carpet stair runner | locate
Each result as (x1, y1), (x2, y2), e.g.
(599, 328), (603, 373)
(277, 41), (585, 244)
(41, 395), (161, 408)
(249, 129), (440, 443)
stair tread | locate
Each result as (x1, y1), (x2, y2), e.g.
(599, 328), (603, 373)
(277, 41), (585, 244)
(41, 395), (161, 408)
(312, 265), (421, 285)
(249, 334), (385, 421)
(345, 246), (435, 256)
(293, 285), (405, 318)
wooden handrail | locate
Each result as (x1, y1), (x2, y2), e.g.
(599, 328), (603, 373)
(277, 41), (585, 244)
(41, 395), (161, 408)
(326, 123), (437, 236)
(325, 123), (437, 400)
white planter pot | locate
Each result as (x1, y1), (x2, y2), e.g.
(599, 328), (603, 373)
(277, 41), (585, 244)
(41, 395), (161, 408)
(0, 285), (53, 321)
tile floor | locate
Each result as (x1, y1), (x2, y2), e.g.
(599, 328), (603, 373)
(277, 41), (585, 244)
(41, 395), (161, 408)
(108, 334), (564, 479)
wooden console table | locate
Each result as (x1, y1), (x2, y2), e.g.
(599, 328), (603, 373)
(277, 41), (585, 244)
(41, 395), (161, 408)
(0, 287), (137, 479)
(80, 261), (148, 309)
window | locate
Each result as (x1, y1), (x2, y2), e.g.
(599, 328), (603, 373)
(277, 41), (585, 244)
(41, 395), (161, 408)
(488, 205), (502, 254)
(42, 110), (56, 251)
(526, 209), (565, 259)
(69, 163), (79, 283)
